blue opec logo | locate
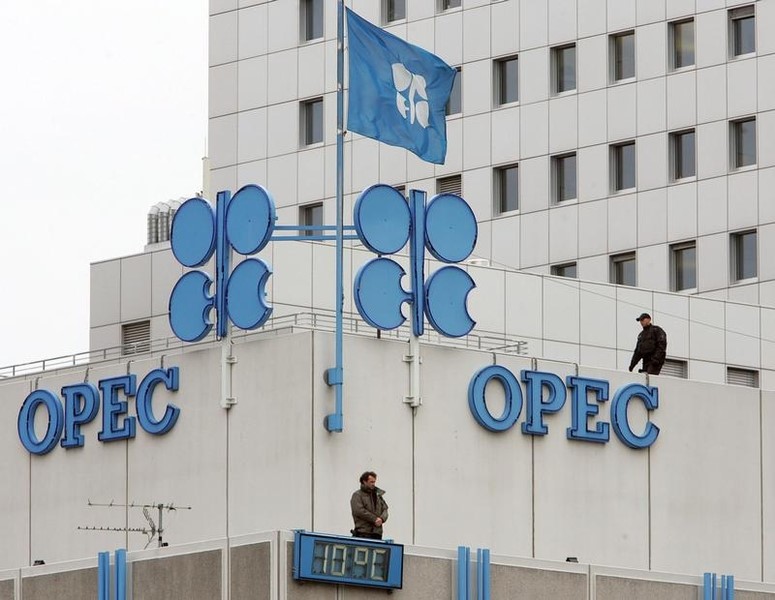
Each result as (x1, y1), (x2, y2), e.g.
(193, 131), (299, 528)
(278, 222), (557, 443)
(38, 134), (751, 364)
(168, 183), (477, 341)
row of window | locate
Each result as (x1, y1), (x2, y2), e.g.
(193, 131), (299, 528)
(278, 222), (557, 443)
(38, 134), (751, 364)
(661, 360), (759, 388)
(551, 230), (757, 291)
(491, 118), (756, 214)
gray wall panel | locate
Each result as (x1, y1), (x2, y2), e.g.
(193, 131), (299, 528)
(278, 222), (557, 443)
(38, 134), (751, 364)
(231, 542), (270, 600)
(491, 564), (587, 599)
(0, 579), (14, 600)
(596, 576), (697, 600)
(132, 550), (221, 600)
(286, 544), (336, 600)
(21, 568), (97, 600)
(737, 592), (775, 600)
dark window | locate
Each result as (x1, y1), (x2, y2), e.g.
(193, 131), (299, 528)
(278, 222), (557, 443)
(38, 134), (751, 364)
(553, 154), (577, 202)
(446, 68), (462, 115)
(302, 98), (323, 145)
(732, 118), (756, 168)
(662, 359), (688, 379)
(671, 242), (696, 291)
(671, 19), (695, 69)
(727, 367), (759, 388)
(441, 0), (461, 9)
(671, 130), (696, 180)
(300, 203), (324, 237)
(553, 45), (576, 93)
(437, 174), (462, 195)
(730, 6), (755, 56)
(495, 56), (519, 105)
(551, 263), (577, 278)
(612, 32), (635, 81)
(732, 230), (757, 281)
(611, 252), (636, 286)
(495, 164), (519, 214)
(384, 0), (406, 22)
(612, 142), (636, 191)
(302, 0), (324, 41)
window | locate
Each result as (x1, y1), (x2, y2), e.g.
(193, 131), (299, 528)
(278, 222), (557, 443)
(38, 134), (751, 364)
(611, 252), (636, 286)
(495, 164), (519, 214)
(552, 45), (576, 93)
(301, 0), (324, 41)
(611, 31), (635, 81)
(671, 242), (696, 291)
(300, 202), (323, 237)
(671, 129), (696, 180)
(611, 141), (636, 191)
(552, 153), (577, 202)
(446, 68), (462, 115)
(437, 174), (462, 195)
(301, 98), (323, 145)
(494, 56), (519, 106)
(727, 367), (759, 388)
(731, 230), (757, 281)
(551, 263), (577, 278)
(122, 320), (150, 356)
(383, 0), (405, 23)
(730, 6), (755, 57)
(439, 0), (461, 10)
(661, 359), (688, 379)
(670, 19), (695, 69)
(731, 118), (756, 168)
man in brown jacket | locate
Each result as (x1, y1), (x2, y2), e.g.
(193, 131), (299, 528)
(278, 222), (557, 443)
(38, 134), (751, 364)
(350, 471), (389, 539)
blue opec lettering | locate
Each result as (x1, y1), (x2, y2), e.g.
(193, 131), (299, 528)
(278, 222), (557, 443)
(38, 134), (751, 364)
(168, 184), (478, 342)
(468, 366), (659, 449)
(353, 185), (477, 337)
(17, 368), (181, 455)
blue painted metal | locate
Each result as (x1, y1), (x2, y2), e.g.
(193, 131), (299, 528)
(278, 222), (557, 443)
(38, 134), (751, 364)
(353, 186), (477, 338)
(98, 551), (110, 600)
(97, 376), (137, 442)
(477, 548), (490, 600)
(565, 376), (610, 443)
(114, 548), (127, 600)
(457, 546), (470, 600)
(323, 0), (345, 433)
(468, 365), (523, 432)
(135, 368), (180, 435)
(520, 370), (567, 436)
(17, 390), (65, 455)
(610, 384), (660, 449)
(60, 383), (100, 448)
(720, 574), (734, 599)
(169, 184), (276, 343)
(703, 572), (716, 600)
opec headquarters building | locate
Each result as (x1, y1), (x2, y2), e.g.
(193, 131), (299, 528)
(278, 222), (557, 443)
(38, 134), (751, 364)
(5, 1), (775, 599)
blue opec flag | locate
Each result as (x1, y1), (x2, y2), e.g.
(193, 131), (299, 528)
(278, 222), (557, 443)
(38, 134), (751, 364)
(346, 8), (456, 165)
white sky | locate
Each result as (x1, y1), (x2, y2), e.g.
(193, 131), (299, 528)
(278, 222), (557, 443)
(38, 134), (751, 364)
(0, 2), (208, 367)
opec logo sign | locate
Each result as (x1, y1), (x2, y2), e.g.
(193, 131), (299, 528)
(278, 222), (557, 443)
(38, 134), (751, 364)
(168, 184), (477, 341)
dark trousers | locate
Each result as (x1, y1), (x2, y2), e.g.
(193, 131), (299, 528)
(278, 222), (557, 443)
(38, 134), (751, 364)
(352, 531), (382, 540)
(641, 358), (663, 375)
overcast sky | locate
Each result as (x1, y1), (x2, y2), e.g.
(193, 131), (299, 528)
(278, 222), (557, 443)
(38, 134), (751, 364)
(0, 2), (208, 367)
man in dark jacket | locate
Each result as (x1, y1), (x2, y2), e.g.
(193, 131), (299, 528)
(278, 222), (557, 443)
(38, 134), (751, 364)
(350, 471), (389, 539)
(629, 313), (667, 375)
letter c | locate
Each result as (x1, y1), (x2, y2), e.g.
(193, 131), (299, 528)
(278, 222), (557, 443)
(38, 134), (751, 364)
(611, 384), (660, 449)
(136, 367), (181, 435)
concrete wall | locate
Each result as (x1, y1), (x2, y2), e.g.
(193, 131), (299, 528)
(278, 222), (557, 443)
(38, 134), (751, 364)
(2, 330), (775, 585)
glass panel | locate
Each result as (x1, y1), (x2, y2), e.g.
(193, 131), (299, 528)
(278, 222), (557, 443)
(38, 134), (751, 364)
(498, 57), (519, 105)
(614, 257), (636, 286)
(615, 143), (636, 190)
(305, 99), (323, 144)
(446, 69), (461, 115)
(614, 33), (635, 80)
(305, 0), (324, 40)
(443, 0), (461, 9)
(555, 46), (576, 93)
(499, 166), (518, 213)
(673, 20), (695, 68)
(674, 131), (695, 179)
(555, 155), (577, 201)
(734, 15), (755, 55)
(736, 119), (756, 167)
(674, 245), (696, 290)
(554, 264), (577, 278)
(387, 0), (406, 21)
(302, 204), (323, 237)
(736, 232), (757, 279)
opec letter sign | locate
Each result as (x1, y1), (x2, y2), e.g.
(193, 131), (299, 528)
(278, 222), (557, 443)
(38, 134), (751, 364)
(468, 366), (659, 449)
(18, 367), (181, 455)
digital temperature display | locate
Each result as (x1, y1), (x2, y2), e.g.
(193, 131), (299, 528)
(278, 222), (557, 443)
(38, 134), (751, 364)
(293, 531), (403, 589)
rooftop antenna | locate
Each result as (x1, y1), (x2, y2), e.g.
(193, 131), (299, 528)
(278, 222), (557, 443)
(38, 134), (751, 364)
(77, 500), (192, 549)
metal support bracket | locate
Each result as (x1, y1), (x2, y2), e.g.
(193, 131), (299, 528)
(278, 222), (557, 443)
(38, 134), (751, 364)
(220, 334), (237, 409)
(403, 336), (422, 408)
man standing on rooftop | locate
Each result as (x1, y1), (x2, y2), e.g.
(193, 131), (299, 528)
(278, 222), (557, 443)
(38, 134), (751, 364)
(629, 313), (668, 375)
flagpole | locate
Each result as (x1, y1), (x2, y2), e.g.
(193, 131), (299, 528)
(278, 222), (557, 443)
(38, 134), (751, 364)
(324, 0), (345, 432)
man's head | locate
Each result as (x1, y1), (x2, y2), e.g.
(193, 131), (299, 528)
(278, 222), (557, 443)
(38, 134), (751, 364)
(359, 471), (377, 489)
(636, 313), (652, 327)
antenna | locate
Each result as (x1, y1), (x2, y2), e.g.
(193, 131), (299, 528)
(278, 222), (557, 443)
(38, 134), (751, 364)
(77, 500), (192, 549)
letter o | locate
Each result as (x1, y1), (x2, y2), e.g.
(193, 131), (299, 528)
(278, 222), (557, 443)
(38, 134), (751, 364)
(468, 365), (523, 432)
(18, 390), (65, 455)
